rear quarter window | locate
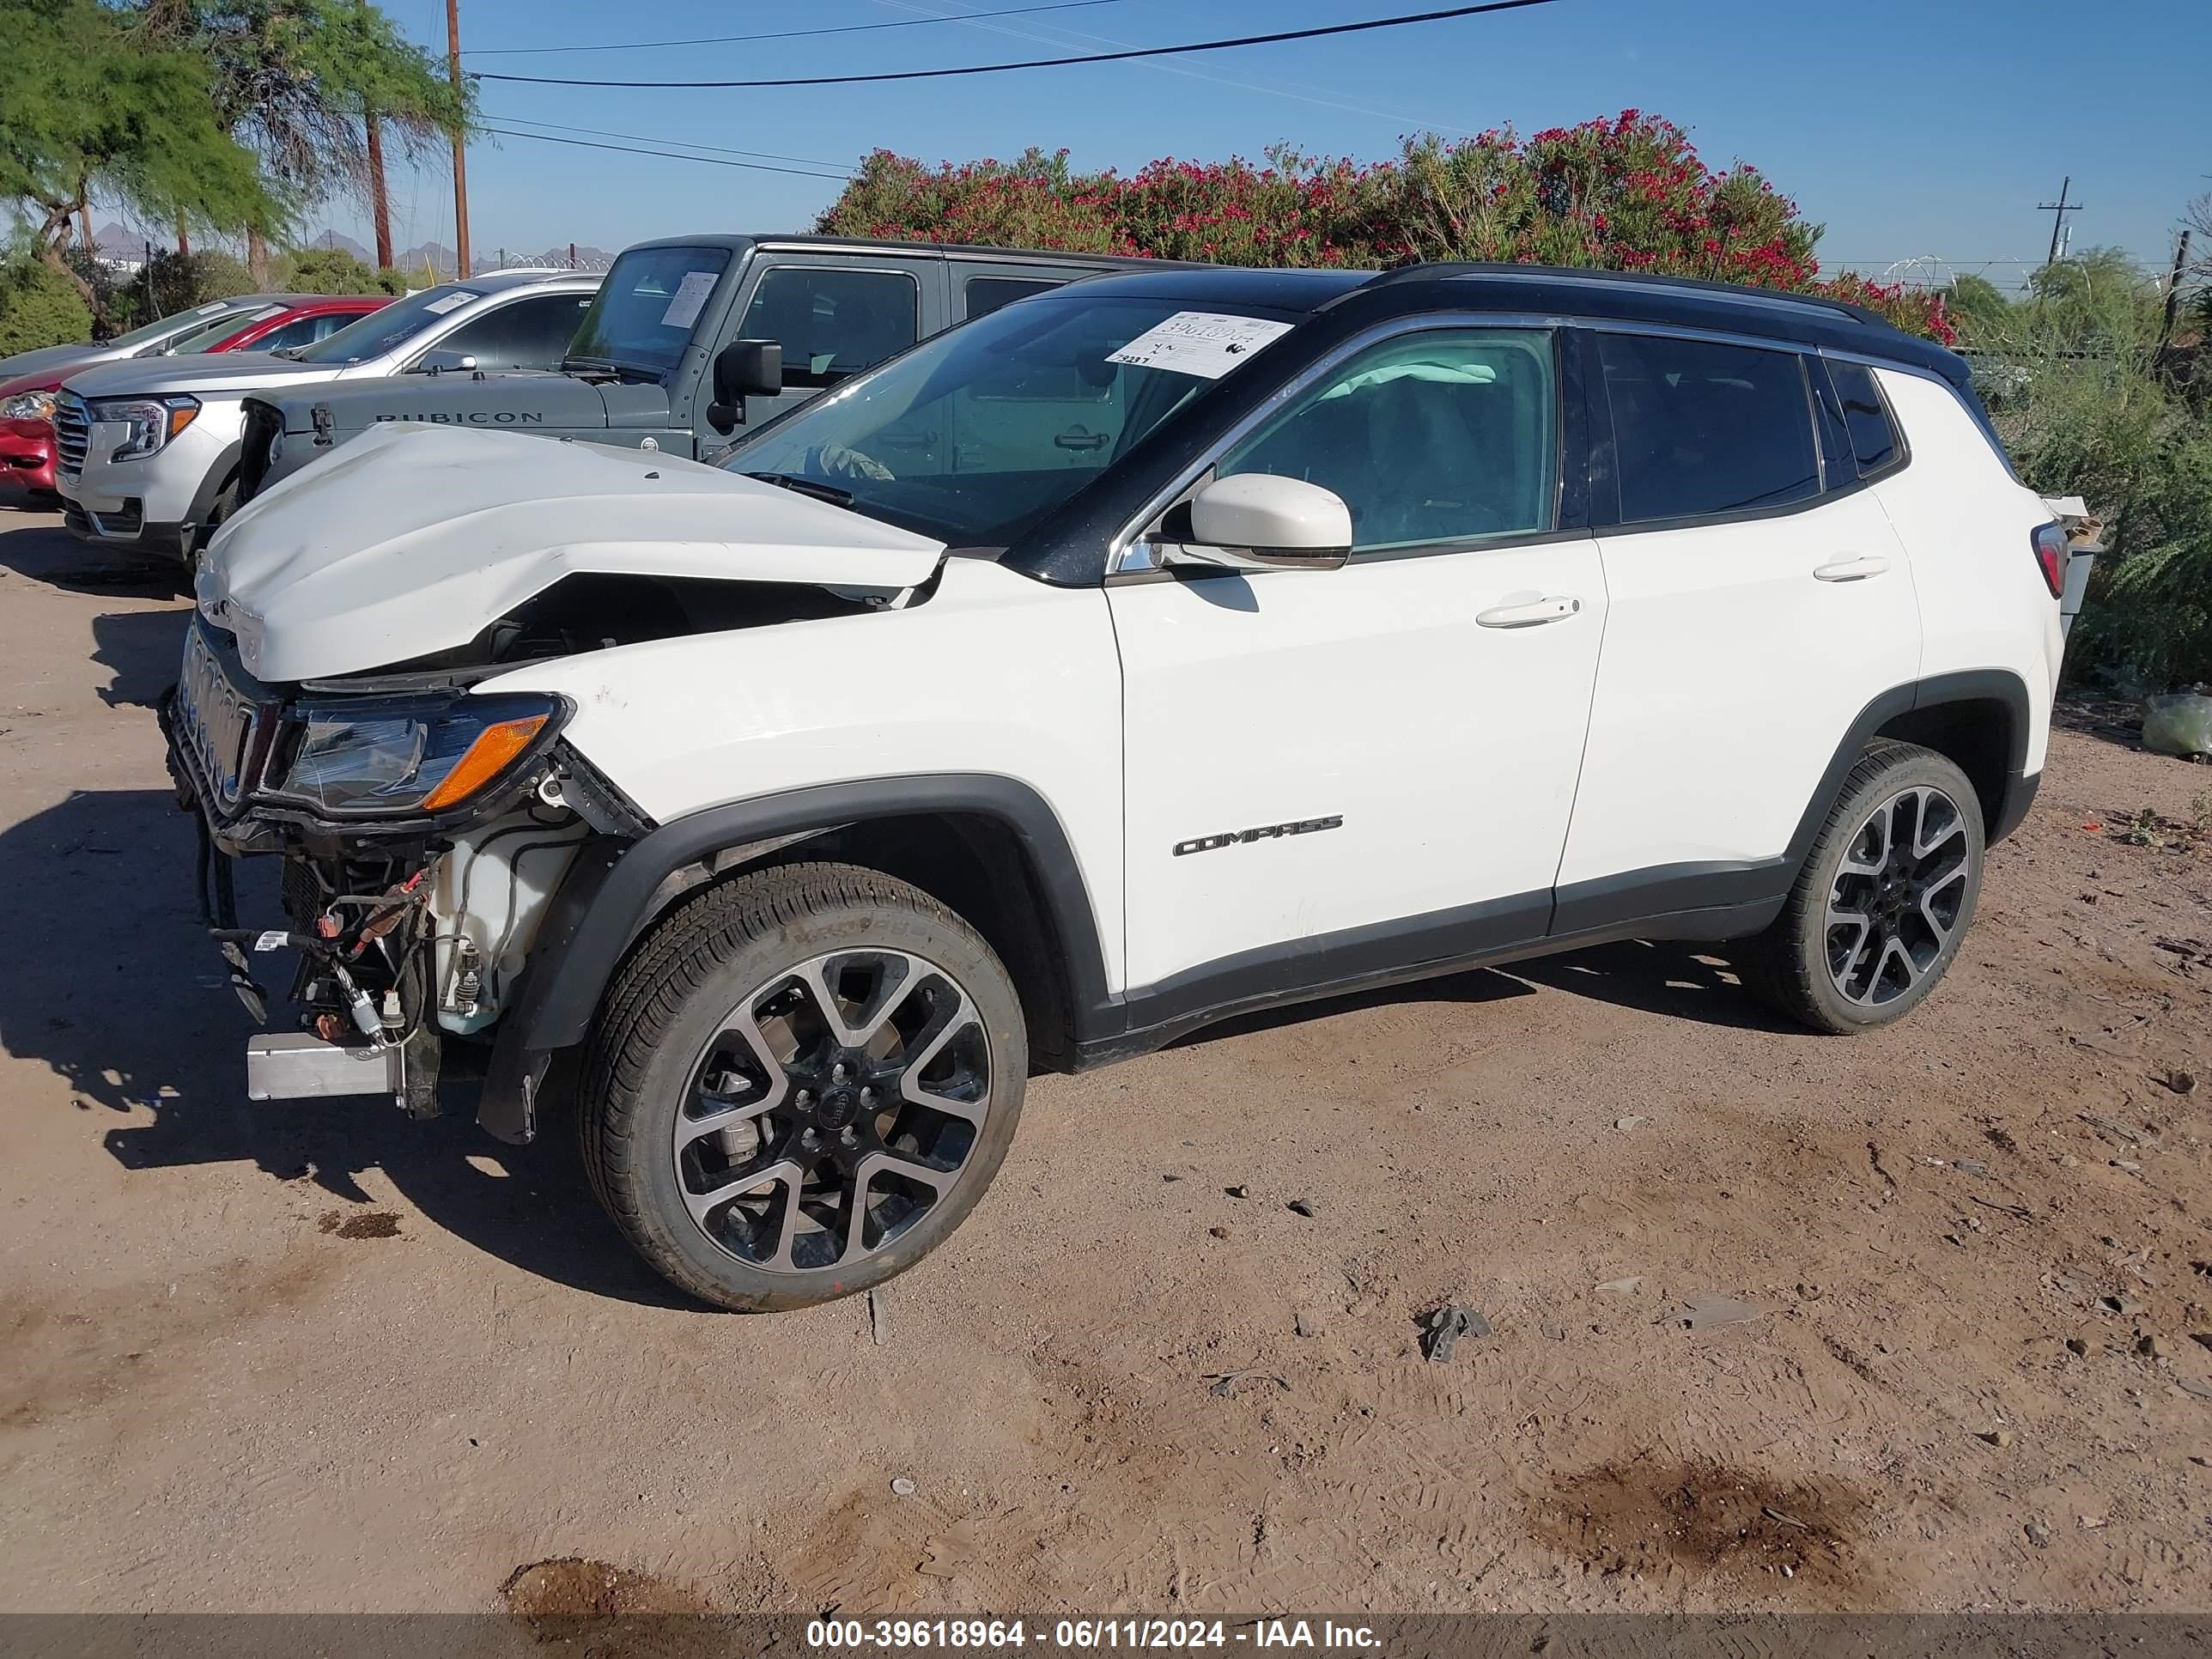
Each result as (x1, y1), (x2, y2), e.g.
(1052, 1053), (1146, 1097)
(1826, 360), (1904, 477)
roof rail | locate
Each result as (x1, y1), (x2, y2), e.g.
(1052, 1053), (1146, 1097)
(1347, 261), (1888, 329)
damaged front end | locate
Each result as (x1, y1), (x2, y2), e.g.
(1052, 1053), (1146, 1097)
(162, 614), (647, 1129)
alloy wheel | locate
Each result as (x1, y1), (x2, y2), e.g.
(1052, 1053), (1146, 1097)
(1824, 785), (1971, 1006)
(672, 949), (993, 1273)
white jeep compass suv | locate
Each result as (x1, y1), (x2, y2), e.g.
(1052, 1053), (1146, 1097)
(168, 264), (2065, 1310)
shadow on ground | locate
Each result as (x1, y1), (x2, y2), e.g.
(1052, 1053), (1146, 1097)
(0, 784), (695, 1310)
(1172, 935), (1792, 1051)
(0, 490), (187, 600)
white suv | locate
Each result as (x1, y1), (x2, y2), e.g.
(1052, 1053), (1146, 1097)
(56, 270), (599, 562)
(168, 264), (2065, 1310)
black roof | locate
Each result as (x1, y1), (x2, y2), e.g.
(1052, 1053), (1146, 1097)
(1057, 261), (1966, 385)
(623, 232), (1185, 272)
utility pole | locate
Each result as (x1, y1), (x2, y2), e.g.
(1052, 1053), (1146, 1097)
(446, 0), (471, 278)
(2039, 177), (2082, 267)
(2158, 228), (2193, 356)
(366, 110), (393, 269)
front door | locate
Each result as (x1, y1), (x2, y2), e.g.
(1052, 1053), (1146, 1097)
(698, 255), (941, 450)
(1110, 325), (1606, 1000)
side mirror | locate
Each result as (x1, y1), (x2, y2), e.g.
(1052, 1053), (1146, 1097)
(415, 349), (477, 374)
(708, 338), (782, 434)
(1166, 473), (1352, 571)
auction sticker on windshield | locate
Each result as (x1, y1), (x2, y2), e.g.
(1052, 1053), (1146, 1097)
(423, 290), (478, 316)
(1106, 312), (1294, 380)
(659, 270), (720, 330)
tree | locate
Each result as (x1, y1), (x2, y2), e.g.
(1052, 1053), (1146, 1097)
(0, 0), (272, 311)
(134, 0), (468, 283)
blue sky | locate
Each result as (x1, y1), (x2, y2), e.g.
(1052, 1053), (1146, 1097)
(335, 0), (2209, 288)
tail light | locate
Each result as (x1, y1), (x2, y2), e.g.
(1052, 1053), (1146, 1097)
(2030, 522), (2067, 599)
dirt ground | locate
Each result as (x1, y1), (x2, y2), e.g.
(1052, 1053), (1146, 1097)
(1, 494), (2208, 1618)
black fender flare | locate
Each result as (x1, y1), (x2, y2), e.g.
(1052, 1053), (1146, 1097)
(478, 773), (1111, 1144)
(1550, 667), (2036, 936)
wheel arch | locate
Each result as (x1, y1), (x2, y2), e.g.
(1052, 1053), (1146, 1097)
(1867, 668), (2035, 844)
(1777, 669), (2034, 899)
(477, 775), (1111, 1144)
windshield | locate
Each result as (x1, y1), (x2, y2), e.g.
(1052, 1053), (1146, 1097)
(111, 298), (247, 349)
(721, 294), (1294, 545)
(566, 245), (732, 375)
(167, 305), (285, 355)
(293, 283), (481, 365)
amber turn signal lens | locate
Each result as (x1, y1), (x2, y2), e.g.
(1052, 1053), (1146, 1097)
(419, 714), (548, 811)
(167, 403), (200, 438)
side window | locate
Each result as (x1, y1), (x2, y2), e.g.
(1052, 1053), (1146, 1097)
(1825, 360), (1903, 477)
(253, 313), (329, 352)
(1596, 332), (1820, 523)
(963, 276), (1062, 320)
(433, 293), (593, 369)
(738, 267), (920, 389)
(1214, 329), (1557, 553)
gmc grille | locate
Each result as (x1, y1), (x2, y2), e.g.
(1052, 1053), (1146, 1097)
(55, 392), (90, 474)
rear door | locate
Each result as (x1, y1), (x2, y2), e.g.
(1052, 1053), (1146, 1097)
(953, 266), (1070, 323)
(1553, 327), (1921, 922)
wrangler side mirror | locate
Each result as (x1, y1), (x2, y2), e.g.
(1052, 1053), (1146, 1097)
(708, 338), (782, 434)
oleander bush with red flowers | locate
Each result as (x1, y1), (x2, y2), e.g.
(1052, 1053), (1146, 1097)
(818, 112), (1953, 343)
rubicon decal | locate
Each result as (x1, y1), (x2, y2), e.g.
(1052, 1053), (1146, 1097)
(374, 410), (548, 425)
(1173, 815), (1343, 856)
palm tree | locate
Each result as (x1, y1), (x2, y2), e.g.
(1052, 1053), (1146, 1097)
(136, 0), (466, 283)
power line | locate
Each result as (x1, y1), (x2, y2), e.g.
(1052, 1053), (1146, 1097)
(487, 114), (849, 173)
(471, 0), (1564, 89)
(480, 126), (853, 180)
(878, 0), (1489, 137)
(467, 0), (1127, 55)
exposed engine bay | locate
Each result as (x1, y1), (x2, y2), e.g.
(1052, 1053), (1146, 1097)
(369, 572), (884, 678)
(176, 568), (896, 1115)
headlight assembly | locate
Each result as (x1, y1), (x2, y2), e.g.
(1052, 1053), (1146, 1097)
(278, 693), (565, 817)
(89, 393), (200, 460)
(1, 387), (59, 422)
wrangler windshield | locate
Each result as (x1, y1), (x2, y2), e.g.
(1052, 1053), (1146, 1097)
(567, 245), (732, 375)
(293, 283), (483, 365)
(721, 294), (1289, 545)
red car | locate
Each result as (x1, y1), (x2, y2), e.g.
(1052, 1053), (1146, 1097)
(1, 294), (390, 501)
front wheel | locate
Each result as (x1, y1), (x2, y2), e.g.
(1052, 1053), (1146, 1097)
(580, 861), (1028, 1311)
(1741, 742), (1985, 1033)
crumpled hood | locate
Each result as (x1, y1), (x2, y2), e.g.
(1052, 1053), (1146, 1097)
(65, 350), (339, 400)
(200, 422), (946, 682)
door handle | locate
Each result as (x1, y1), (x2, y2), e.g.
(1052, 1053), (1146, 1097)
(1813, 554), (1890, 582)
(1475, 595), (1582, 629)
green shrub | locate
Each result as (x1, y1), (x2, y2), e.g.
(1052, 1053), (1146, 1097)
(273, 246), (386, 295)
(1969, 249), (2212, 690)
(0, 256), (94, 356)
(143, 248), (253, 314)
